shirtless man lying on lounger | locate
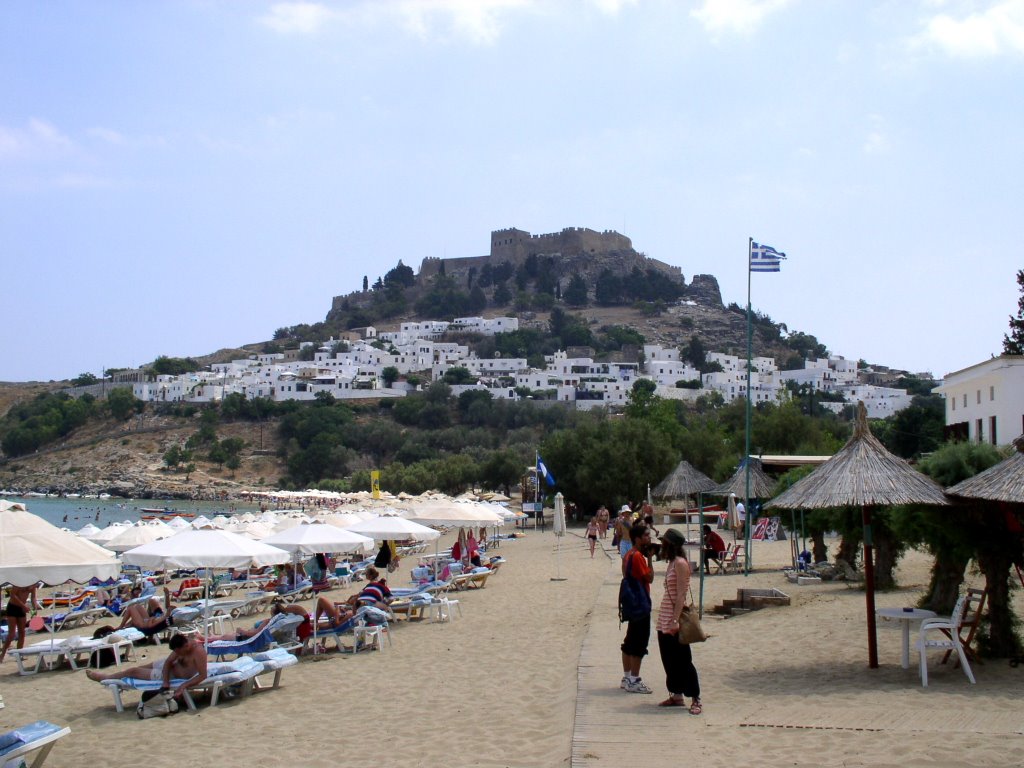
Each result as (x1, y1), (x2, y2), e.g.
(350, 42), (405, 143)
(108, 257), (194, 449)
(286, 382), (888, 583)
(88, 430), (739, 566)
(87, 633), (208, 701)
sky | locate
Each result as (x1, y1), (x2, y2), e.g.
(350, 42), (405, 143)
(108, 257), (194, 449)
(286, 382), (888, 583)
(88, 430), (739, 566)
(2, 0), (1022, 383)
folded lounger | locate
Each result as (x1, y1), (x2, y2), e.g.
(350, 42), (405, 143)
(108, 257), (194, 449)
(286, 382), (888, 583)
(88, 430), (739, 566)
(0, 721), (71, 768)
(98, 656), (265, 713)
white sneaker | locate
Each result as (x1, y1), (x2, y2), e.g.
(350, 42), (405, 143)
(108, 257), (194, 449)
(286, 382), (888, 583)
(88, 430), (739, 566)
(620, 676), (629, 689)
(625, 678), (653, 694)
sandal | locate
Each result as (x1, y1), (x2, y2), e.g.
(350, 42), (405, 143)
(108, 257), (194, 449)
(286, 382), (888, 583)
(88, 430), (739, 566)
(658, 697), (686, 707)
(689, 699), (703, 716)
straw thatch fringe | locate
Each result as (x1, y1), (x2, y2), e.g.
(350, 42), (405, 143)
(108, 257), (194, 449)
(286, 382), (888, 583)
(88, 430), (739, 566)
(651, 460), (717, 500)
(946, 446), (1024, 504)
(766, 402), (948, 510)
(711, 459), (777, 499)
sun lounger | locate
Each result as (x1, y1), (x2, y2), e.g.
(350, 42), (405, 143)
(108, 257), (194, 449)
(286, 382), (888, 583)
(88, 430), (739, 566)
(0, 721), (70, 768)
(251, 647), (299, 690)
(8, 633), (135, 676)
(207, 614), (299, 659)
(42, 599), (114, 633)
(98, 657), (266, 713)
(276, 582), (313, 604)
(313, 606), (391, 653)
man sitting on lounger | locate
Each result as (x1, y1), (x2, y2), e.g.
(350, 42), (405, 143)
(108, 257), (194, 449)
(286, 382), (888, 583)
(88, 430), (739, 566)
(87, 633), (208, 701)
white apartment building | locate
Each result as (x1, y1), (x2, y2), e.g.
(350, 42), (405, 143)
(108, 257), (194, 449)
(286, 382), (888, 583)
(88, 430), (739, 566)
(933, 355), (1024, 445)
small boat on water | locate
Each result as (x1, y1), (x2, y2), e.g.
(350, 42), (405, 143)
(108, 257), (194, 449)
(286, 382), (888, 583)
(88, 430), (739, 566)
(139, 507), (196, 521)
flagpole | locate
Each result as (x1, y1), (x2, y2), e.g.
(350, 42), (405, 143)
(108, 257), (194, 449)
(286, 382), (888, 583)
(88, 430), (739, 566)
(744, 237), (753, 576)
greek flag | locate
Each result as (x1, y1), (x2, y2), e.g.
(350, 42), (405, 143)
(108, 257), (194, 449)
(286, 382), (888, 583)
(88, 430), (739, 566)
(750, 242), (786, 273)
(536, 455), (556, 487)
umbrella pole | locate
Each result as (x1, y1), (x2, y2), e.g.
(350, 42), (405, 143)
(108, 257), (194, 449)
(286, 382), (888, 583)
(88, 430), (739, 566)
(697, 492), (705, 616)
(862, 505), (879, 669)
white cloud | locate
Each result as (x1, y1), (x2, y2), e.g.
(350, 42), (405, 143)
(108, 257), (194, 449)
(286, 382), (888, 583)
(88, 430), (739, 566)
(257, 2), (334, 34)
(913, 0), (1024, 57)
(589, 0), (638, 15)
(863, 114), (890, 154)
(0, 118), (73, 160)
(257, 0), (537, 45)
(690, 0), (796, 36)
(55, 173), (115, 189)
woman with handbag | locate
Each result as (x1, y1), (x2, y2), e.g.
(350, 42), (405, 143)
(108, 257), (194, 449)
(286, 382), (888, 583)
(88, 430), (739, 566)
(655, 528), (702, 714)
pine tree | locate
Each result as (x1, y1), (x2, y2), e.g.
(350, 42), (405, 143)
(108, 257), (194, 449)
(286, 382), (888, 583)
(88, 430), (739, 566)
(1003, 269), (1024, 355)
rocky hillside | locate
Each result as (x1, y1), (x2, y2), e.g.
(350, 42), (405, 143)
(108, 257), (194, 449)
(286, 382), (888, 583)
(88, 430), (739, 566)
(0, 414), (286, 500)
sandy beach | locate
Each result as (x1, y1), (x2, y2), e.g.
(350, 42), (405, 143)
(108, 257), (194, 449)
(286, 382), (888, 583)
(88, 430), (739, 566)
(2, 523), (1021, 768)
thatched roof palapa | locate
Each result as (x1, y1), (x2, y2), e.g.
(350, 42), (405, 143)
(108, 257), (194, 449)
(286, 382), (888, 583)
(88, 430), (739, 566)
(711, 458), (776, 499)
(945, 435), (1024, 504)
(766, 404), (948, 511)
(763, 402), (948, 671)
(651, 460), (717, 501)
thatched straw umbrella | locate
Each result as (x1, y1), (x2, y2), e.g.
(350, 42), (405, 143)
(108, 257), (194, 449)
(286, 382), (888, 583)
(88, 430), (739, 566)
(766, 402), (949, 669)
(946, 435), (1024, 502)
(943, 435), (1024, 657)
(710, 458), (776, 500)
(651, 459), (718, 550)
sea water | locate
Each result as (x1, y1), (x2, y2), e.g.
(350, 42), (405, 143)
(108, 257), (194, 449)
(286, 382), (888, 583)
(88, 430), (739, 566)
(1, 496), (262, 531)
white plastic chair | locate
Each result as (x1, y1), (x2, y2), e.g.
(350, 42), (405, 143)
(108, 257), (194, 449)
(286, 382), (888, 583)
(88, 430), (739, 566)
(916, 593), (976, 687)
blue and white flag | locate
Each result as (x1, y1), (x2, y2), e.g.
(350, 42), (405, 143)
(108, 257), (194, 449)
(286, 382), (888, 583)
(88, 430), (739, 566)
(750, 242), (786, 273)
(536, 455), (556, 487)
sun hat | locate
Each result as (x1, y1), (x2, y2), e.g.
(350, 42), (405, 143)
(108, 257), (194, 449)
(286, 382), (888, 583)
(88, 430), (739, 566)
(619, 504), (631, 514)
(659, 528), (686, 547)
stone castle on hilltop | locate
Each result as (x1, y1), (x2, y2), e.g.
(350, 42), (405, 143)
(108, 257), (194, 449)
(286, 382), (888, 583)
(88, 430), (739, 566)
(416, 226), (682, 284)
(331, 226), (723, 313)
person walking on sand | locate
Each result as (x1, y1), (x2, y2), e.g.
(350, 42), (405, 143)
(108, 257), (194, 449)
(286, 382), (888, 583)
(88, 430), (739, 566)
(596, 505), (610, 539)
(655, 528), (702, 714)
(586, 516), (599, 558)
(0, 584), (39, 664)
(620, 523), (654, 694)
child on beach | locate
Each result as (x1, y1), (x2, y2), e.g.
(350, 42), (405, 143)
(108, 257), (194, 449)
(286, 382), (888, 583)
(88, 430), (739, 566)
(586, 517), (599, 558)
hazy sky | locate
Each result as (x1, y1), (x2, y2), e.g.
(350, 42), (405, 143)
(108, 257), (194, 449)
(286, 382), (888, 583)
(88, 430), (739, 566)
(3, 1), (1022, 382)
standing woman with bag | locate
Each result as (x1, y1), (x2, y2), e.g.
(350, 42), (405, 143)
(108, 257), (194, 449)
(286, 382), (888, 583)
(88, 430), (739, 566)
(655, 529), (702, 714)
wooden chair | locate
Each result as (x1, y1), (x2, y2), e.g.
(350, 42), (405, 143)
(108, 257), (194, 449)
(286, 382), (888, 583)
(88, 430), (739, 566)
(942, 587), (986, 667)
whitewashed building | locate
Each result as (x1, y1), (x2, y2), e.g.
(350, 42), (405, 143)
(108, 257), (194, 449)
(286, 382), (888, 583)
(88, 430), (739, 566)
(933, 355), (1024, 445)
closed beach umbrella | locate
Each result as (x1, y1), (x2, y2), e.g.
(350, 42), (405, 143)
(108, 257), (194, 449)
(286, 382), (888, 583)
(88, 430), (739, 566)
(766, 402), (949, 669)
(0, 500), (120, 587)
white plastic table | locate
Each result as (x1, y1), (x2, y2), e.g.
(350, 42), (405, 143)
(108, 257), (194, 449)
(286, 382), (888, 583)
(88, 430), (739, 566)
(876, 607), (937, 668)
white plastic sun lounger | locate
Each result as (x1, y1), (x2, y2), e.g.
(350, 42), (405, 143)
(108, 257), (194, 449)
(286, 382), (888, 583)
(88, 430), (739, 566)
(98, 657), (266, 713)
(0, 721), (71, 768)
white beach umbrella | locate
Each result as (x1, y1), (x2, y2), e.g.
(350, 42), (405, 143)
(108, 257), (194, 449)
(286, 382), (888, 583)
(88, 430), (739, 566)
(191, 516), (215, 529)
(0, 500), (120, 586)
(313, 511), (364, 529)
(104, 522), (174, 553)
(346, 515), (440, 542)
(403, 499), (503, 528)
(552, 492), (567, 581)
(88, 521), (133, 544)
(122, 529), (290, 571)
(165, 516), (192, 530)
(262, 522), (374, 556)
(75, 523), (102, 537)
